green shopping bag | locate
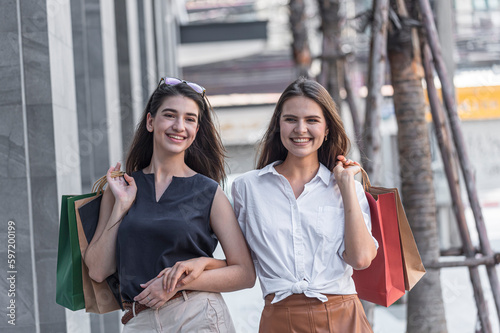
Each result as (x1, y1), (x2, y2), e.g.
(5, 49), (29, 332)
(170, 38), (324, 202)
(56, 192), (96, 310)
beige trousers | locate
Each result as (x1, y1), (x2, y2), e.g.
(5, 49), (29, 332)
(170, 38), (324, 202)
(122, 291), (236, 333)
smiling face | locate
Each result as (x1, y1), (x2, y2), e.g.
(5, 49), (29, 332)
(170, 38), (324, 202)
(279, 96), (329, 161)
(146, 95), (200, 156)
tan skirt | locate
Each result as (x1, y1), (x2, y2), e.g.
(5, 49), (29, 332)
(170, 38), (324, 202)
(259, 294), (373, 333)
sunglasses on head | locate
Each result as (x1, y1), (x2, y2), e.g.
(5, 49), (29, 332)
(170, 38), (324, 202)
(158, 77), (206, 97)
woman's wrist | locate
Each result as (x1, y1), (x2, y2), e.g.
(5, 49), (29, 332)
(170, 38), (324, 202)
(114, 200), (132, 213)
(337, 173), (355, 190)
(204, 258), (227, 270)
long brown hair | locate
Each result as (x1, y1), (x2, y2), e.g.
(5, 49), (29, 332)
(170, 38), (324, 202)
(257, 77), (350, 171)
(125, 82), (226, 183)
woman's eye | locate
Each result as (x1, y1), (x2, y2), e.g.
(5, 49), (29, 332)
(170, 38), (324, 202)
(165, 113), (175, 118)
(186, 117), (197, 123)
(284, 117), (296, 122)
(307, 119), (319, 123)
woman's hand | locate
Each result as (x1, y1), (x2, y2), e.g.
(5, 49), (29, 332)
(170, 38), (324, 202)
(106, 163), (137, 210)
(333, 155), (361, 185)
(156, 258), (227, 293)
(134, 277), (177, 309)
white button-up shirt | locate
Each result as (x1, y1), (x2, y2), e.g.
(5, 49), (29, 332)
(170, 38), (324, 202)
(231, 162), (377, 304)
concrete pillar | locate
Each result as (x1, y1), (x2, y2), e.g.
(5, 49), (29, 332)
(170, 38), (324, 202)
(70, 1), (122, 331)
(141, 0), (158, 103)
(434, 0), (461, 249)
(435, 0), (456, 91)
(70, 0), (111, 191)
(100, 0), (124, 168)
(114, 0), (135, 150)
(154, 0), (179, 78)
(0, 0), (79, 332)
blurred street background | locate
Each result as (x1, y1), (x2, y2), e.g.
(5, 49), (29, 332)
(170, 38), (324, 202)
(1, 0), (500, 332)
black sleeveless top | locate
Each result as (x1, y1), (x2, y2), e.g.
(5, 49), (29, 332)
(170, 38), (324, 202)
(116, 171), (219, 302)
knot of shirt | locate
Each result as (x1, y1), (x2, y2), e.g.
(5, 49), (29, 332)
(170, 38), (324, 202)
(291, 280), (309, 294)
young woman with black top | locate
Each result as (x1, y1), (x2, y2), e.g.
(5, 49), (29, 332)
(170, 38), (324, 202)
(83, 77), (255, 332)
(231, 78), (377, 332)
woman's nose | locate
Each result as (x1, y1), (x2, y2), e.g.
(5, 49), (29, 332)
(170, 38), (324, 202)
(294, 120), (307, 133)
(172, 119), (185, 132)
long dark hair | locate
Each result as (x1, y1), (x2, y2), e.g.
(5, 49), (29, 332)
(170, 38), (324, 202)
(257, 77), (350, 171)
(125, 83), (226, 183)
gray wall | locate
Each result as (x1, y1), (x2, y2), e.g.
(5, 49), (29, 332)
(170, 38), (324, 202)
(0, 0), (177, 332)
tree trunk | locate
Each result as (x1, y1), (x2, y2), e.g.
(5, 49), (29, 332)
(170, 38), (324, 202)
(289, 0), (312, 77)
(387, 1), (447, 332)
(317, 0), (342, 112)
(361, 0), (388, 184)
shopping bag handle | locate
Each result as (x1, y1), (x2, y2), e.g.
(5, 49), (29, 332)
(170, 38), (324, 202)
(359, 167), (372, 192)
(91, 171), (126, 194)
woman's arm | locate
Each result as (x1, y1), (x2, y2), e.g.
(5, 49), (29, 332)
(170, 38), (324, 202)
(83, 165), (137, 282)
(156, 257), (228, 291)
(335, 156), (377, 270)
(134, 186), (255, 307)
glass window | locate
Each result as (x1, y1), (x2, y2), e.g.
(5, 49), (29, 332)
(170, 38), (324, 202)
(473, 0), (488, 10)
(489, 0), (499, 8)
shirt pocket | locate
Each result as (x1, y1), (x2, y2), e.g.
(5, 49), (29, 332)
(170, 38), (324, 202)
(315, 206), (345, 241)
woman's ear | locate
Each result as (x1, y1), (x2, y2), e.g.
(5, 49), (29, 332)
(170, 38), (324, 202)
(146, 113), (153, 132)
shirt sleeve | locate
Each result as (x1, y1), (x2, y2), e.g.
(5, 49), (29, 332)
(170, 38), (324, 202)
(231, 179), (246, 237)
(337, 180), (379, 260)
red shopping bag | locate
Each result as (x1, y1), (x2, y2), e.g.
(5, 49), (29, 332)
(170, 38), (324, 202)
(352, 169), (426, 306)
(352, 191), (406, 307)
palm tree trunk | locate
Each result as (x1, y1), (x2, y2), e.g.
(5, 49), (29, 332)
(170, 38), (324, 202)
(317, 0), (342, 111)
(387, 1), (447, 331)
(289, 0), (312, 77)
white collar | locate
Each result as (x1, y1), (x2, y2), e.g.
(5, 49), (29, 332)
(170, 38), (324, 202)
(258, 161), (331, 186)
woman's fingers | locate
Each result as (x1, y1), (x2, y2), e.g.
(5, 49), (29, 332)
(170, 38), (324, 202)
(139, 277), (155, 289)
(157, 267), (170, 278)
(166, 264), (186, 292)
(175, 272), (195, 288)
(134, 289), (149, 304)
(123, 173), (136, 186)
(336, 155), (360, 167)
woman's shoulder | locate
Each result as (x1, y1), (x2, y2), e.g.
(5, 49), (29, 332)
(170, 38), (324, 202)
(192, 173), (220, 192)
(130, 170), (143, 178)
(232, 169), (262, 186)
(234, 161), (281, 184)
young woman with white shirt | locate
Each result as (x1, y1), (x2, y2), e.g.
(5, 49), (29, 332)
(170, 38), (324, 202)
(231, 77), (378, 332)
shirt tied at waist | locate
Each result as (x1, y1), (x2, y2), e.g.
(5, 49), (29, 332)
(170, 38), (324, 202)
(268, 279), (328, 304)
(291, 280), (309, 294)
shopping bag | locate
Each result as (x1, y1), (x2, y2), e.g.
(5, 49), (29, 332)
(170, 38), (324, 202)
(56, 193), (96, 310)
(56, 171), (124, 312)
(75, 195), (122, 313)
(352, 169), (426, 306)
(365, 182), (426, 291)
(352, 192), (406, 306)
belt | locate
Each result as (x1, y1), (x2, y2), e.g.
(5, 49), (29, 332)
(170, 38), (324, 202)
(122, 290), (191, 325)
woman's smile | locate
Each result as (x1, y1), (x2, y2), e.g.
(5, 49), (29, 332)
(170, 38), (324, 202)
(280, 96), (328, 159)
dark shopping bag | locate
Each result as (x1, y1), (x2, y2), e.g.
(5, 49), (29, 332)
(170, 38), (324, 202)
(75, 195), (122, 313)
(352, 169), (426, 307)
(56, 171), (124, 312)
(56, 193), (96, 310)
